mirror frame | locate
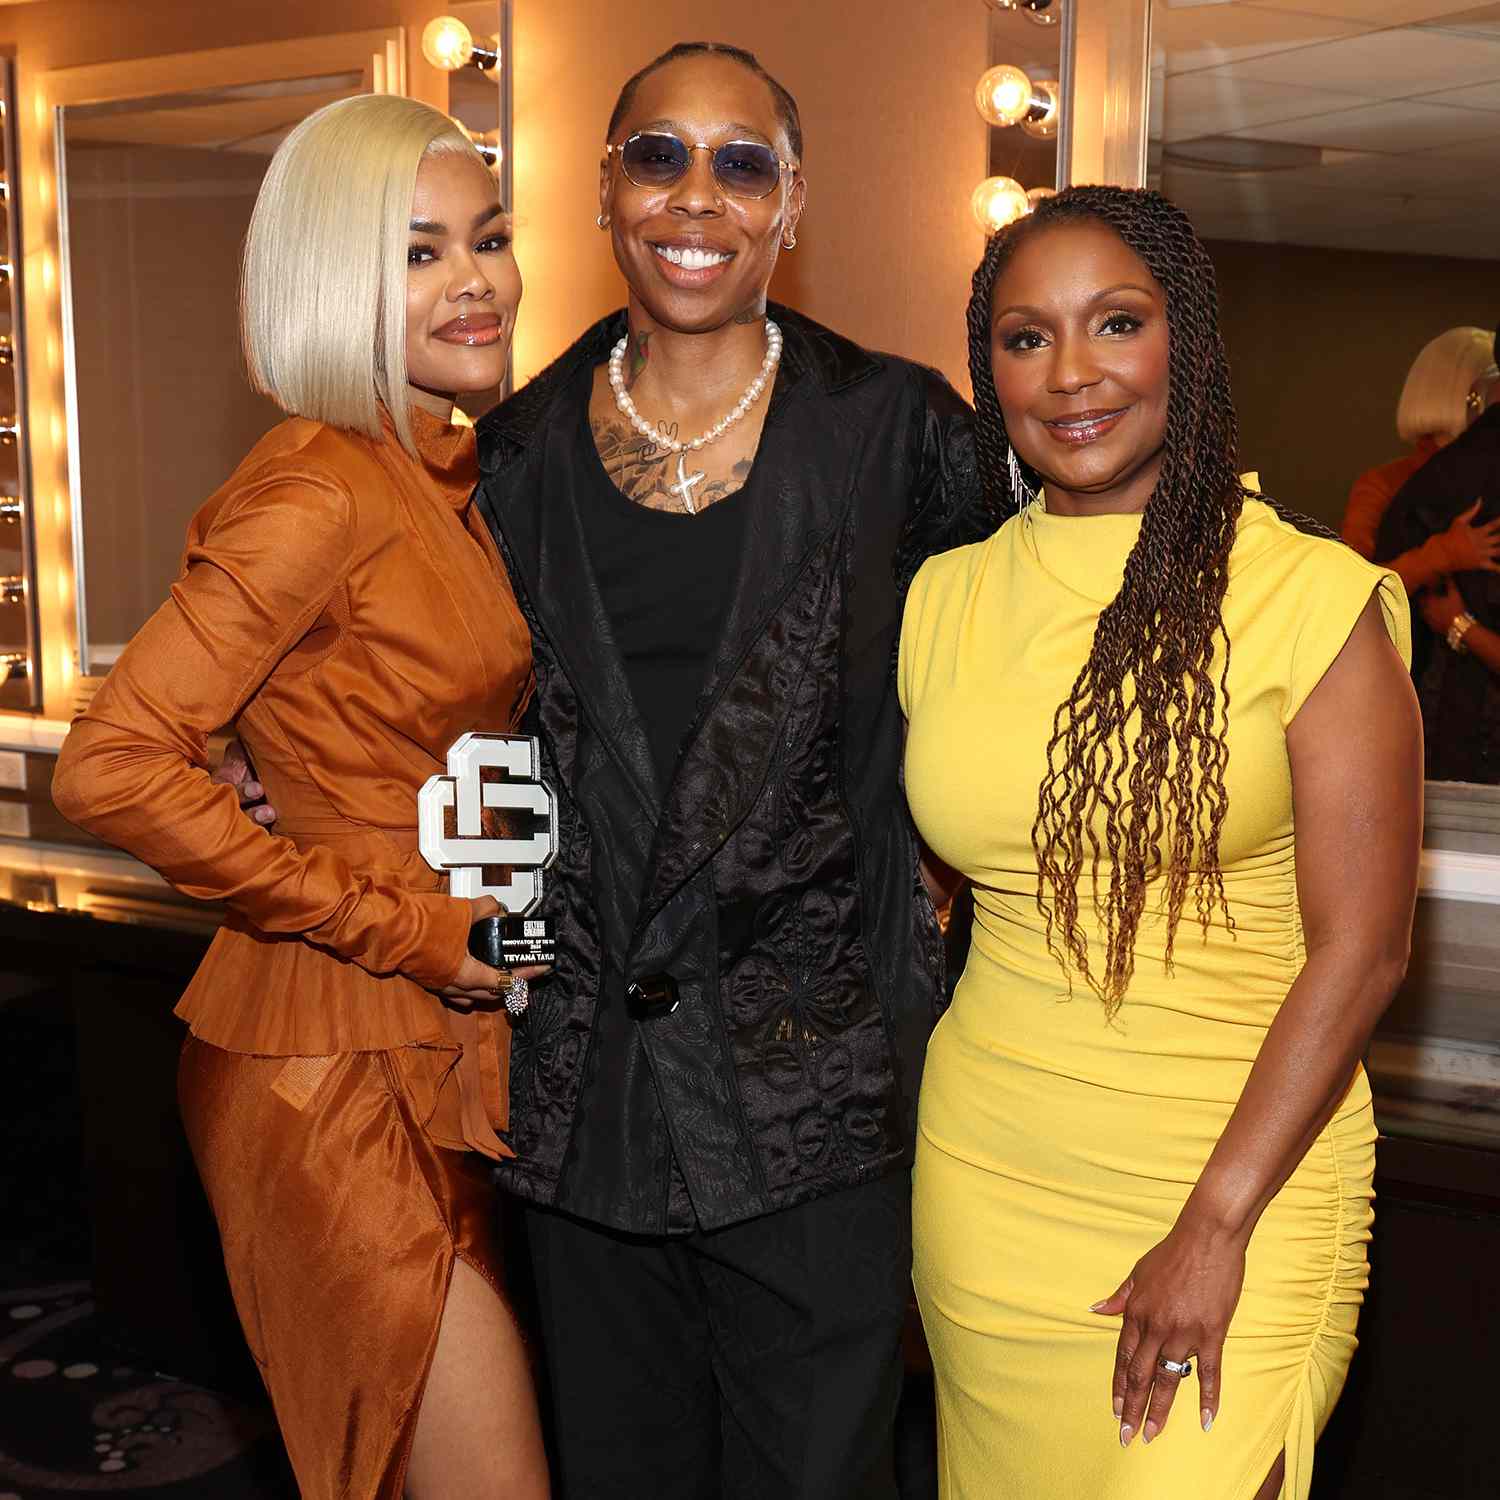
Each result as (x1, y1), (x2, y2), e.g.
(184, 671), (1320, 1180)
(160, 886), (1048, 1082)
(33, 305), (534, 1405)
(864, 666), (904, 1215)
(26, 27), (405, 707)
(0, 57), (40, 712)
(1066, 0), (1152, 189)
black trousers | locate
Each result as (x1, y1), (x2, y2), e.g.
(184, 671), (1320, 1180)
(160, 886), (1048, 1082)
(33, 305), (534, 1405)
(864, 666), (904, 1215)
(524, 1172), (912, 1500)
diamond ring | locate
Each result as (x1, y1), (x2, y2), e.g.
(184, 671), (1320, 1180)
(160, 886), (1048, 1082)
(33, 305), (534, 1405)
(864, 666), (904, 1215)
(504, 976), (530, 1018)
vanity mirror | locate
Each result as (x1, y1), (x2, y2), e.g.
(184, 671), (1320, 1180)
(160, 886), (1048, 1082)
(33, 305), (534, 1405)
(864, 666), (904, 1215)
(0, 57), (39, 711)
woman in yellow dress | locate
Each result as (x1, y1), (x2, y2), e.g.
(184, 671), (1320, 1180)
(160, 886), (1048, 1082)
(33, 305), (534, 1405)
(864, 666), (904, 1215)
(901, 187), (1423, 1500)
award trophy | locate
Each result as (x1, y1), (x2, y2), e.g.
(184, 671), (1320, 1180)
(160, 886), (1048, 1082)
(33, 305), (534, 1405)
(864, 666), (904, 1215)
(418, 732), (559, 1014)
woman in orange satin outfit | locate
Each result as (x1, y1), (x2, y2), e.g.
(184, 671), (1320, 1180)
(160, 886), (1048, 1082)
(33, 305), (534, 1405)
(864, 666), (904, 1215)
(52, 96), (550, 1500)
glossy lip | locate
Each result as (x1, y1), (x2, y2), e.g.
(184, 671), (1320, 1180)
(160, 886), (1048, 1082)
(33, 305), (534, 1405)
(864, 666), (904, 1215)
(1041, 406), (1130, 444)
(645, 234), (738, 289)
(432, 312), (504, 346)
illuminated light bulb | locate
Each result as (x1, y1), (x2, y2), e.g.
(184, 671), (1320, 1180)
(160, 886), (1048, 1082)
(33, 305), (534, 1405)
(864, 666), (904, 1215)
(975, 65), (1036, 128)
(422, 16), (500, 73)
(422, 16), (475, 71)
(1020, 79), (1060, 140)
(972, 176), (1030, 234)
(1027, 186), (1057, 207)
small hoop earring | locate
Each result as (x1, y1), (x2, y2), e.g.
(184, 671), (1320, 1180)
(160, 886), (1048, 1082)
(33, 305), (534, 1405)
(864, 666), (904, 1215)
(1007, 445), (1037, 508)
(596, 213), (610, 231)
(782, 230), (797, 250)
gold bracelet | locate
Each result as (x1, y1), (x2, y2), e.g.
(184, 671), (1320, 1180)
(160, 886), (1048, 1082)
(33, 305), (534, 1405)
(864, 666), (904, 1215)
(1447, 612), (1478, 653)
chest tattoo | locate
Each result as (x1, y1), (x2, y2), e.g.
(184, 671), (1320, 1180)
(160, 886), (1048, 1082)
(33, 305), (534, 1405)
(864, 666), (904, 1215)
(591, 415), (753, 514)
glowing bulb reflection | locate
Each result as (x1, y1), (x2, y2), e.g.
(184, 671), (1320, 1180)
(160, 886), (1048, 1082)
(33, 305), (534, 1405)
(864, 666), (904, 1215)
(971, 176), (1031, 234)
(422, 16), (475, 72)
(1020, 80), (1060, 140)
(975, 65), (1036, 128)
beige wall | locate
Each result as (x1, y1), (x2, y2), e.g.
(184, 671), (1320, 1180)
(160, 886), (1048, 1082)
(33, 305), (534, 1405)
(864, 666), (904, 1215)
(1206, 239), (1497, 532)
(511, 0), (990, 393)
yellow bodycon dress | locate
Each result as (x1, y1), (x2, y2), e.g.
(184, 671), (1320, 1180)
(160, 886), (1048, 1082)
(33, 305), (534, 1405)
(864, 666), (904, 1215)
(899, 497), (1407, 1500)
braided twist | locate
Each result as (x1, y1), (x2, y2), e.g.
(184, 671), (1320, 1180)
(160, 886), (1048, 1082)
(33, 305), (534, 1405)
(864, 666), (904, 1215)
(967, 186), (1247, 1014)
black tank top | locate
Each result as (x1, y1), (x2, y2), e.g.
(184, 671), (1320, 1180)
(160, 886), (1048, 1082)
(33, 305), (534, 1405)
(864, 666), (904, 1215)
(576, 368), (755, 792)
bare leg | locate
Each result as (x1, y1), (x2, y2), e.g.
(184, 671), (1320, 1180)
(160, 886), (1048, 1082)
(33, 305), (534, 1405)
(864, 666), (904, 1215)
(404, 1257), (550, 1500)
(1251, 1451), (1286, 1500)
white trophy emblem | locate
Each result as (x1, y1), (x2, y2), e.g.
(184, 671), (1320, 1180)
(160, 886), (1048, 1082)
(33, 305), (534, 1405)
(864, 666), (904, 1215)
(418, 733), (559, 1003)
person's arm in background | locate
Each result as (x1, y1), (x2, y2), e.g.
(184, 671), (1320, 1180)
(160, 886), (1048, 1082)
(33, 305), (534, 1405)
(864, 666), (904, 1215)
(1419, 576), (1500, 677)
(1341, 467), (1395, 560)
(1350, 472), (1500, 593)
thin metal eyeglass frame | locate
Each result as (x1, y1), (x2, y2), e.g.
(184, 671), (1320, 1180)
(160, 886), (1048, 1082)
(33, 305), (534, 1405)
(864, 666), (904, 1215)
(605, 131), (799, 200)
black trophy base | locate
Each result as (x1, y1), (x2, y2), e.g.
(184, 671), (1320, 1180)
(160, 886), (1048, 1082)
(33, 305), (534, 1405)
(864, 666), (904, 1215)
(469, 914), (557, 969)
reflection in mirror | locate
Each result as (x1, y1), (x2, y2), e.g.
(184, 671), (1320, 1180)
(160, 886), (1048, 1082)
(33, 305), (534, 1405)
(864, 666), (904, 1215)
(59, 72), (369, 675)
(1150, 1), (1500, 780)
(0, 57), (38, 711)
(1149, 1), (1500, 1147)
(979, 0), (1070, 230)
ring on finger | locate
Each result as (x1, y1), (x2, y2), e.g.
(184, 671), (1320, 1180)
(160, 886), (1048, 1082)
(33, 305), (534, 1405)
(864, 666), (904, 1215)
(1156, 1355), (1193, 1378)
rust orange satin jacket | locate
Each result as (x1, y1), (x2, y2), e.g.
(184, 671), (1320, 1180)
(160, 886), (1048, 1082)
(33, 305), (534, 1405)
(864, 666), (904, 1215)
(53, 406), (533, 1159)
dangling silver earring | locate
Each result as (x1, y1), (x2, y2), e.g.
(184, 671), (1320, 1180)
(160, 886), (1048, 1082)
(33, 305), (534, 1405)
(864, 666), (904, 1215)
(596, 213), (610, 230)
(782, 230), (797, 250)
(1007, 445), (1036, 507)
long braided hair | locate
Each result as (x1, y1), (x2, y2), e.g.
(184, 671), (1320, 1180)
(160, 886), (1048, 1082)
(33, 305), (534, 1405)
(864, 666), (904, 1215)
(968, 186), (1246, 1014)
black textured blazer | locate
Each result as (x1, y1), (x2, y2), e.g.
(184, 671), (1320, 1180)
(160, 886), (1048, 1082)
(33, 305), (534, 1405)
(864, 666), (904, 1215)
(474, 304), (997, 1233)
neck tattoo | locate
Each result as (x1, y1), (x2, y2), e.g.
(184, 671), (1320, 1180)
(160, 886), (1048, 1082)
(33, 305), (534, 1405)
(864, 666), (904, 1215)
(607, 320), (783, 514)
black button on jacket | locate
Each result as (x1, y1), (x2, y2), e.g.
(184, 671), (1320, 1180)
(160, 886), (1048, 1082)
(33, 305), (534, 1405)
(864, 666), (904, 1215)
(474, 305), (1000, 1233)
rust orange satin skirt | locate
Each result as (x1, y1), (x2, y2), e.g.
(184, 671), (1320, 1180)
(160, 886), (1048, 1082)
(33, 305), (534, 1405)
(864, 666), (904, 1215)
(178, 1034), (510, 1500)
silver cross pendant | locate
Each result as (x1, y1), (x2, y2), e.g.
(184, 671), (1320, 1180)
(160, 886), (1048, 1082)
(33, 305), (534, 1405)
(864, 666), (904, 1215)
(670, 452), (707, 514)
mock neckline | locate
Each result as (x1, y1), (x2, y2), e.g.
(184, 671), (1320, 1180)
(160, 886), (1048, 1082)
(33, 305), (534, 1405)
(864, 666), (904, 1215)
(380, 402), (480, 510)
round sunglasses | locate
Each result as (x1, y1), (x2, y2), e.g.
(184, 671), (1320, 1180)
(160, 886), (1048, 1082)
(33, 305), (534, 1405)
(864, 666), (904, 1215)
(606, 131), (798, 201)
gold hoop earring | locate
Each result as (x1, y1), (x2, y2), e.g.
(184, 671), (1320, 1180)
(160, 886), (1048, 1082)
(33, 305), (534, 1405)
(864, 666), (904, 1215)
(596, 213), (611, 231)
(782, 230), (798, 250)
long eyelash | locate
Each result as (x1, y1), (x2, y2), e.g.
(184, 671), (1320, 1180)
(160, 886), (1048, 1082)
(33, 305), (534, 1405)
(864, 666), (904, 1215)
(1001, 326), (1046, 352)
(408, 242), (436, 264)
(477, 233), (511, 253)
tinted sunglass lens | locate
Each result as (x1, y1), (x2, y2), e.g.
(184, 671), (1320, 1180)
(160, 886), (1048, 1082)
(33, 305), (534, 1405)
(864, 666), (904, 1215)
(713, 143), (780, 198)
(621, 133), (691, 186)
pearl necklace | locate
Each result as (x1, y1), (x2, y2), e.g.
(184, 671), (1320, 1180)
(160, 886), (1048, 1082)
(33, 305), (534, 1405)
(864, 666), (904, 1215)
(608, 320), (783, 514)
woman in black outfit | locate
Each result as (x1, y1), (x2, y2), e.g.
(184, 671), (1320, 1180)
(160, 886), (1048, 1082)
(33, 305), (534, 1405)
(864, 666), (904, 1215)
(473, 40), (992, 1500)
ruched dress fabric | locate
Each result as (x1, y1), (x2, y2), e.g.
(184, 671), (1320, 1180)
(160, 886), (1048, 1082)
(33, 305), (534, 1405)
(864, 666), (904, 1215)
(898, 497), (1408, 1500)
(51, 407), (533, 1500)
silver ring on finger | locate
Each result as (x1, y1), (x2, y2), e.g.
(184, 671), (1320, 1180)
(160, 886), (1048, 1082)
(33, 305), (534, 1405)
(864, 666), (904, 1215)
(504, 976), (530, 1018)
(1157, 1355), (1193, 1378)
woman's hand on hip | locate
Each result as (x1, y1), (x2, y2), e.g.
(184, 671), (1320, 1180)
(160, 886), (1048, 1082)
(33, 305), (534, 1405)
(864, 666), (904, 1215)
(1091, 1216), (1247, 1448)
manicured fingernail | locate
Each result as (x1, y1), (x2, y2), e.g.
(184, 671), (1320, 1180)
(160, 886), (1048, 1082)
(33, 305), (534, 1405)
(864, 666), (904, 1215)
(1143, 1421), (1159, 1444)
(1201, 1409), (1214, 1432)
(1113, 1397), (1123, 1419)
(1089, 1300), (1108, 1312)
(1119, 1424), (1133, 1447)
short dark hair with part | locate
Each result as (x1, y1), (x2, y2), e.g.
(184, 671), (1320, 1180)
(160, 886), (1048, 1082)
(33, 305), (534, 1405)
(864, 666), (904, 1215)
(606, 41), (803, 163)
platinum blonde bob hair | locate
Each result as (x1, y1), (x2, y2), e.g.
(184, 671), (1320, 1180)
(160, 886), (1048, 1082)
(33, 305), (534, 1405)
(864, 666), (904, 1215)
(1396, 326), (1497, 445)
(241, 94), (485, 456)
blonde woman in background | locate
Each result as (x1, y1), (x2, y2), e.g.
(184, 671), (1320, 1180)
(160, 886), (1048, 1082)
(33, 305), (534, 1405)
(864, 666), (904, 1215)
(1342, 325), (1500, 592)
(53, 95), (549, 1500)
